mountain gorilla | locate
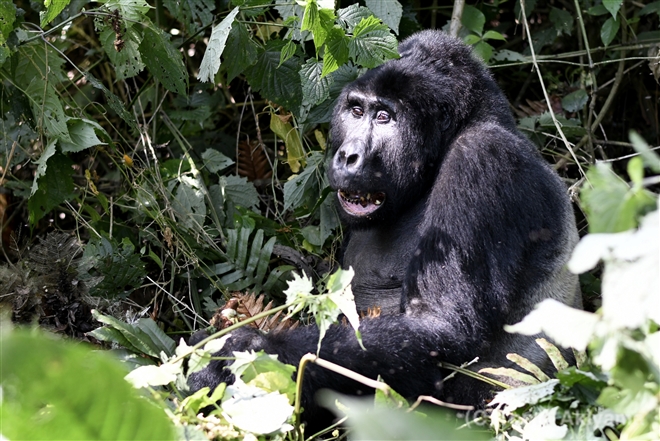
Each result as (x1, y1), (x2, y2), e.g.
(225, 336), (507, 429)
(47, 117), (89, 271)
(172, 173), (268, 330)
(189, 30), (580, 428)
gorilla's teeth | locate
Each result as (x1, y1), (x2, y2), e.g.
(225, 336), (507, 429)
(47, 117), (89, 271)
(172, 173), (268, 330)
(374, 199), (382, 205)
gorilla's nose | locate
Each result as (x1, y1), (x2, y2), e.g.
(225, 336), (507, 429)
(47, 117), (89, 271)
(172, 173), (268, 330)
(334, 141), (365, 178)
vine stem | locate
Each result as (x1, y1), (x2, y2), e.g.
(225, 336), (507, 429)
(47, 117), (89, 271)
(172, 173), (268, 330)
(449, 0), (465, 38)
(519, 0), (587, 180)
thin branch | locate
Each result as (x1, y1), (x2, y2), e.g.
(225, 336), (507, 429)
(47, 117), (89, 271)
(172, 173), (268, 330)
(449, 0), (465, 38)
(519, 0), (587, 179)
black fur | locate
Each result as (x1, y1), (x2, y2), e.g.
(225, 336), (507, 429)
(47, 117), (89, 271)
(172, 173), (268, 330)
(189, 31), (580, 430)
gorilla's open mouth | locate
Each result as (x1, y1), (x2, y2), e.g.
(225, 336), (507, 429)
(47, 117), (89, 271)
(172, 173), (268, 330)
(338, 190), (386, 216)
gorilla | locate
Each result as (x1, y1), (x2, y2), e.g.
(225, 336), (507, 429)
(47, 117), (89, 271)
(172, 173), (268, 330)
(189, 30), (580, 429)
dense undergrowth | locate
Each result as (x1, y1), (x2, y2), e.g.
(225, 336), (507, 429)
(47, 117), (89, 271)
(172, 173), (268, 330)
(1, 0), (659, 439)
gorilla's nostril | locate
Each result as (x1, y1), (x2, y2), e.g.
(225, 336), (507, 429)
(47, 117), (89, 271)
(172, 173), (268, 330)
(346, 153), (359, 166)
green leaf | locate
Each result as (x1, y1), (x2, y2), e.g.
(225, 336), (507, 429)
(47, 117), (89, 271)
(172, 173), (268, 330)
(462, 5), (485, 36)
(364, 0), (403, 34)
(219, 175), (259, 209)
(492, 49), (526, 62)
(562, 89), (588, 113)
(140, 25), (188, 94)
(300, 58), (332, 107)
(479, 367), (540, 385)
(98, 0), (150, 22)
(162, 0), (214, 33)
(581, 163), (657, 233)
(587, 5), (610, 16)
(322, 27), (349, 77)
(278, 39), (298, 68)
(25, 77), (71, 142)
(28, 153), (75, 226)
(549, 7), (573, 36)
(245, 39), (303, 112)
(629, 131), (660, 172)
(1, 330), (175, 440)
(225, 22), (259, 82)
(228, 351), (296, 403)
(100, 27), (145, 80)
(482, 30), (506, 41)
(597, 386), (657, 417)
(270, 111), (305, 173)
(60, 118), (108, 153)
(40, 0), (71, 27)
(640, 1), (660, 16)
(0, 0), (16, 39)
(30, 139), (57, 196)
(603, 0), (622, 19)
(282, 151), (324, 212)
(172, 178), (206, 230)
(197, 6), (240, 83)
(536, 338), (569, 371)
(201, 148), (233, 173)
(349, 16), (399, 68)
(301, 0), (319, 33)
(600, 16), (620, 47)
(337, 3), (372, 32)
(472, 41), (493, 62)
(135, 318), (176, 356)
(125, 363), (180, 388)
(91, 309), (160, 357)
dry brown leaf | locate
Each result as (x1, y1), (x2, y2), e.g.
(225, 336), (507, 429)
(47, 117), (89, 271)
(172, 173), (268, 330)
(237, 139), (272, 183)
(211, 292), (298, 332)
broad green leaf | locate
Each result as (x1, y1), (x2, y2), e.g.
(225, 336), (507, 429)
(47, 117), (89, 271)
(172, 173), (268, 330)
(125, 363), (180, 388)
(222, 384), (294, 435)
(549, 7), (573, 36)
(462, 5), (485, 35)
(300, 58), (332, 106)
(201, 148), (233, 173)
(629, 131), (660, 172)
(198, 6), (240, 83)
(489, 379), (560, 412)
(0, 0), (16, 39)
(135, 318), (176, 356)
(91, 309), (158, 356)
(505, 299), (598, 351)
(349, 16), (399, 68)
(162, 0), (214, 33)
(580, 163), (656, 233)
(30, 139), (57, 196)
(472, 41), (493, 62)
(364, 0), (403, 34)
(270, 111), (305, 173)
(337, 3), (372, 32)
(219, 175), (259, 209)
(587, 5), (610, 16)
(322, 27), (349, 77)
(482, 30), (506, 41)
(640, 1), (660, 16)
(282, 151), (324, 212)
(0, 330), (175, 440)
(603, 0), (622, 19)
(245, 40), (303, 111)
(301, 0), (319, 33)
(562, 89), (588, 113)
(326, 267), (359, 332)
(98, 0), (150, 22)
(28, 153), (75, 226)
(492, 49), (526, 62)
(100, 27), (145, 79)
(600, 16), (619, 47)
(172, 179), (206, 230)
(60, 118), (107, 153)
(40, 0), (70, 27)
(140, 25), (188, 94)
(25, 77), (71, 142)
(228, 350), (296, 403)
(598, 386), (657, 417)
(225, 22), (259, 82)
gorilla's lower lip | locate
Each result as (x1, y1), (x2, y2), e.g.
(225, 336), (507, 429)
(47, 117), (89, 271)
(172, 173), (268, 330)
(338, 190), (385, 216)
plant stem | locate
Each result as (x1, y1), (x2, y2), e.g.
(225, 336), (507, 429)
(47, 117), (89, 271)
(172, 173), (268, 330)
(519, 0), (587, 180)
(449, 0), (465, 38)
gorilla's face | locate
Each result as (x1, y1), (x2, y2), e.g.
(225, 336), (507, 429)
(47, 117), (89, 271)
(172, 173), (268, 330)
(327, 70), (444, 226)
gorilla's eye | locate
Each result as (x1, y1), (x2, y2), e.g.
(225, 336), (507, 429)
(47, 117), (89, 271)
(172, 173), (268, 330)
(351, 106), (364, 117)
(376, 110), (391, 123)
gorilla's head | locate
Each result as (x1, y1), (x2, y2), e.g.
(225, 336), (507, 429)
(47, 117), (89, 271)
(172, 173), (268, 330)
(327, 31), (513, 226)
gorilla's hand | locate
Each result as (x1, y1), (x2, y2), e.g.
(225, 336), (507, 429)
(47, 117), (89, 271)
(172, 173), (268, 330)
(187, 326), (268, 392)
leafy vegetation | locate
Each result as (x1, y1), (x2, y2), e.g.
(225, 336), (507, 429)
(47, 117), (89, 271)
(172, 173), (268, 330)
(1, 0), (659, 439)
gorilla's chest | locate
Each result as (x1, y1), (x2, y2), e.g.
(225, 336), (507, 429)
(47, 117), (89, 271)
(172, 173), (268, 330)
(342, 214), (423, 315)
